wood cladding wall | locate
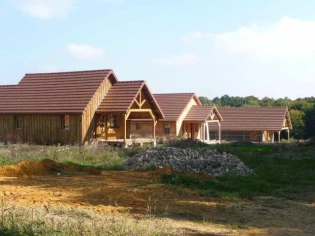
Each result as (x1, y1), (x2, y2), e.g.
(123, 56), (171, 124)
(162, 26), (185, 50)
(0, 115), (82, 144)
(130, 121), (176, 138)
(82, 77), (112, 143)
(95, 114), (126, 140)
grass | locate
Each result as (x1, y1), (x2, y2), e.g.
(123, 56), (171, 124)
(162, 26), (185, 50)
(0, 143), (144, 171)
(161, 142), (315, 200)
(0, 199), (180, 236)
(0, 141), (314, 234)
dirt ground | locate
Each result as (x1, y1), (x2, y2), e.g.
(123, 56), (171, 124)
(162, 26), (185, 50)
(0, 160), (314, 235)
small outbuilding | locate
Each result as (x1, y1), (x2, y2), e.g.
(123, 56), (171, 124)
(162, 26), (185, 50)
(209, 107), (292, 143)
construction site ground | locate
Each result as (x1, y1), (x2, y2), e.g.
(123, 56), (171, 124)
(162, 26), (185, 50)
(0, 159), (314, 235)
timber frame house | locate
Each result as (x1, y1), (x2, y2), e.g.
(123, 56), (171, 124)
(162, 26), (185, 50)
(184, 105), (223, 144)
(208, 107), (292, 143)
(0, 70), (164, 146)
(130, 93), (223, 143)
(0, 69), (293, 146)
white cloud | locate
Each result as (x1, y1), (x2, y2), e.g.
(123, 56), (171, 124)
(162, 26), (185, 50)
(217, 17), (315, 61)
(67, 44), (105, 60)
(153, 53), (198, 66)
(15, 0), (73, 19)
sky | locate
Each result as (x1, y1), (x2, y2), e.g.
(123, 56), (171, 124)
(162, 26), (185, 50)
(1, 0), (315, 99)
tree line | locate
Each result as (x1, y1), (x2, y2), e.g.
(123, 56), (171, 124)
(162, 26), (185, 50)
(199, 95), (315, 140)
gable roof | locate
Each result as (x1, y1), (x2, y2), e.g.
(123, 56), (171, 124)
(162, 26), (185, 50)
(210, 107), (292, 131)
(184, 105), (223, 122)
(0, 69), (118, 114)
(96, 80), (164, 119)
(153, 93), (201, 121)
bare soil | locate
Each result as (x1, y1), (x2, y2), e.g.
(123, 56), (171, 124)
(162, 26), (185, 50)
(0, 160), (314, 235)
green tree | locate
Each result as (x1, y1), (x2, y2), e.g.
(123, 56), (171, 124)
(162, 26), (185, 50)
(242, 96), (260, 107)
(290, 109), (305, 140)
(304, 107), (315, 138)
(199, 96), (212, 105)
(260, 97), (275, 107)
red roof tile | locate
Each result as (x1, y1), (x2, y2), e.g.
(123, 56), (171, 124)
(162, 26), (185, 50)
(97, 81), (164, 119)
(209, 107), (292, 131)
(153, 93), (201, 121)
(184, 105), (223, 122)
(0, 69), (117, 114)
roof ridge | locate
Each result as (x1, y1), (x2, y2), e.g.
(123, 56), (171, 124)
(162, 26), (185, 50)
(25, 69), (112, 76)
(116, 80), (145, 83)
(153, 93), (195, 95)
(220, 106), (288, 109)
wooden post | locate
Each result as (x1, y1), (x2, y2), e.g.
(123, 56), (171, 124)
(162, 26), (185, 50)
(152, 118), (156, 147)
(152, 118), (156, 140)
(278, 131), (281, 143)
(104, 115), (108, 140)
(272, 132), (275, 143)
(218, 122), (221, 144)
(206, 122), (210, 142)
(124, 114), (127, 145)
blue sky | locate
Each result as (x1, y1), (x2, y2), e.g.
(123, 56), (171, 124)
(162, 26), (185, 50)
(1, 0), (315, 99)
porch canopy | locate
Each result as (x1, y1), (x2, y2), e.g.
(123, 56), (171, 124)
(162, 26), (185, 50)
(96, 80), (164, 144)
(184, 105), (223, 143)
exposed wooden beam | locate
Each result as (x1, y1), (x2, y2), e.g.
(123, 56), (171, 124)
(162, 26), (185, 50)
(126, 110), (132, 120)
(126, 109), (156, 120)
(134, 99), (141, 108)
(140, 99), (146, 108)
(124, 114), (127, 144)
(139, 92), (141, 105)
(152, 117), (156, 140)
(128, 109), (152, 113)
(218, 122), (221, 144)
(206, 121), (210, 141)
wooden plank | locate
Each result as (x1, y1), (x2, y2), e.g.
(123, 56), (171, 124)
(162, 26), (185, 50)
(124, 114), (127, 143)
(152, 118), (156, 140)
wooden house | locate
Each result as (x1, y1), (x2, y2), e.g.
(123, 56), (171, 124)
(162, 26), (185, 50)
(0, 70), (164, 146)
(130, 93), (223, 143)
(209, 107), (292, 143)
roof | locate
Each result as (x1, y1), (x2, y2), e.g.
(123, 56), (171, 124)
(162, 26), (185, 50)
(184, 105), (223, 122)
(153, 93), (201, 121)
(96, 80), (164, 119)
(209, 107), (292, 131)
(0, 69), (118, 114)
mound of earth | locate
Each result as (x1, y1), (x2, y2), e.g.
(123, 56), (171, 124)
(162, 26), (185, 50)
(123, 147), (253, 176)
(0, 159), (100, 177)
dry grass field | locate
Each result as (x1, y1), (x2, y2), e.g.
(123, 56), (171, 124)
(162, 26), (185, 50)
(0, 142), (314, 235)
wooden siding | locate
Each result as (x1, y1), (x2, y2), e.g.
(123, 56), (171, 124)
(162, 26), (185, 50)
(95, 114), (127, 140)
(130, 121), (176, 138)
(183, 123), (203, 140)
(82, 77), (113, 143)
(176, 97), (198, 136)
(210, 131), (263, 142)
(0, 115), (81, 144)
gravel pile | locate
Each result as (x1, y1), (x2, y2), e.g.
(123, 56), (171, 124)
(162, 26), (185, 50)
(123, 147), (253, 176)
